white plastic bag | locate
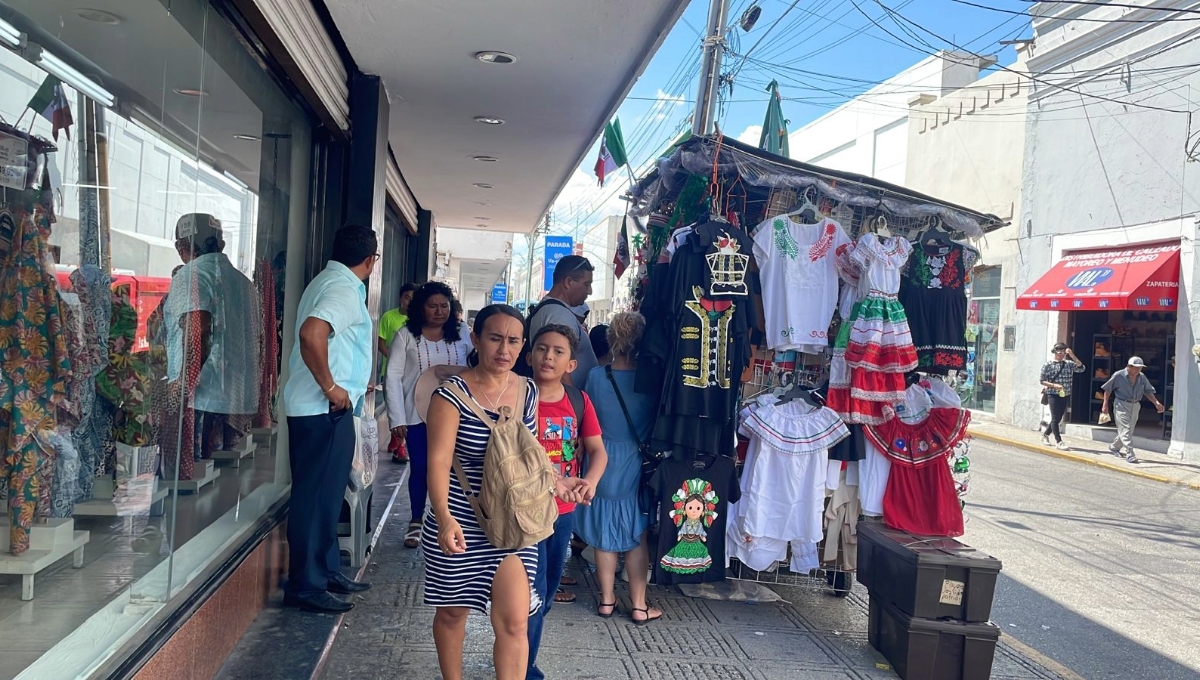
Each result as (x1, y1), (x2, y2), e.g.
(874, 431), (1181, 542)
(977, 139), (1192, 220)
(349, 416), (379, 491)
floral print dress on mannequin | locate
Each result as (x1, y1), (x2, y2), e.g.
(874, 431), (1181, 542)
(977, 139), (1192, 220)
(0, 191), (70, 555)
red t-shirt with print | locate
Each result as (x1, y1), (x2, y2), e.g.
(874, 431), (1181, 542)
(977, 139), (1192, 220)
(537, 391), (601, 514)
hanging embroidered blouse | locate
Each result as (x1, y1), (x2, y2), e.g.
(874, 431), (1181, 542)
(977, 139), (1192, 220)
(899, 240), (980, 373)
(864, 407), (970, 537)
(727, 396), (849, 573)
(752, 215), (851, 353)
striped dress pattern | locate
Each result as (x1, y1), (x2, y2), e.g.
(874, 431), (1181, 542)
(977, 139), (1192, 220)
(420, 375), (541, 614)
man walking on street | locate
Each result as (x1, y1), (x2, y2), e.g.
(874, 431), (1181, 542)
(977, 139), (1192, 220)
(526, 256), (597, 386)
(281, 225), (377, 613)
(1101, 356), (1166, 465)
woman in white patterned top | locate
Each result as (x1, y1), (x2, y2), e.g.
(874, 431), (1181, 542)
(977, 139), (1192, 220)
(386, 281), (474, 547)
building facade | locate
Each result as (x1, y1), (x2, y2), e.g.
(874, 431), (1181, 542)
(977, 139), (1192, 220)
(1015, 0), (1200, 460)
(905, 46), (1031, 417)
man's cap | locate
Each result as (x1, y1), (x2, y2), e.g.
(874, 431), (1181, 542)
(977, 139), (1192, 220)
(1128, 356), (1146, 367)
(175, 213), (223, 243)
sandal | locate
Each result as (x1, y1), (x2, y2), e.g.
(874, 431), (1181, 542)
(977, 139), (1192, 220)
(631, 606), (662, 626)
(596, 601), (617, 618)
(553, 588), (577, 604)
(560, 575), (577, 586)
(403, 521), (421, 549)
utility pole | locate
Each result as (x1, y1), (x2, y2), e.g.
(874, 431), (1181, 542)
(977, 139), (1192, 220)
(692, 0), (731, 136)
(526, 212), (550, 308)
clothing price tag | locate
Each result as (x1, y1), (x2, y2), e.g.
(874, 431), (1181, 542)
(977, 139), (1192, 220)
(0, 131), (29, 191)
(940, 579), (965, 606)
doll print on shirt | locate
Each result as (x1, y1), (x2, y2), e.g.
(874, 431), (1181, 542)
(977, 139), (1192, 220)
(540, 414), (578, 478)
(661, 478), (720, 575)
(706, 234), (750, 297)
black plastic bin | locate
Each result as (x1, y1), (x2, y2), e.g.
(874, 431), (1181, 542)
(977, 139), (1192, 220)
(858, 522), (1001, 623)
(869, 597), (1000, 680)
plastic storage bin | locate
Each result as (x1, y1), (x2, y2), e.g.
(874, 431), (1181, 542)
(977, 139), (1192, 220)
(858, 522), (1001, 623)
(869, 597), (1000, 680)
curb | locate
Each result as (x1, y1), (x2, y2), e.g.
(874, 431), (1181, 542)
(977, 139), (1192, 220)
(969, 430), (1200, 492)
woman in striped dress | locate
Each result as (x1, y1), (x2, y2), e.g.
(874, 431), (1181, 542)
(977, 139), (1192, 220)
(423, 305), (588, 680)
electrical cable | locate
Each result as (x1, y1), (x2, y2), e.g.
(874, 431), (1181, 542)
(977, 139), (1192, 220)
(950, 0), (1200, 23)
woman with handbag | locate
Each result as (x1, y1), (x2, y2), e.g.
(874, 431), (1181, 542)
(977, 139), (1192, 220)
(1040, 342), (1085, 450)
(576, 312), (663, 625)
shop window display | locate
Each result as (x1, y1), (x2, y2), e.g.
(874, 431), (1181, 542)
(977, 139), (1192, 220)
(0, 0), (311, 676)
(961, 267), (1001, 413)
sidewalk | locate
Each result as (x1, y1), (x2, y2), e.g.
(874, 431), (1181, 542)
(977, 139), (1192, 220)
(308, 480), (1067, 680)
(969, 419), (1200, 491)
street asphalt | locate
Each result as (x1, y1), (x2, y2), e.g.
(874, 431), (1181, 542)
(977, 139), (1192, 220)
(963, 439), (1200, 680)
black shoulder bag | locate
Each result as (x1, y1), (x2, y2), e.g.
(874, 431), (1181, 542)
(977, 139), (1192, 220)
(604, 365), (665, 517)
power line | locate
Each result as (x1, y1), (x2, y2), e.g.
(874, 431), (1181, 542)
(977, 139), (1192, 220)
(862, 0), (1193, 113)
(1016, 0), (1200, 15)
(951, 0), (1200, 22)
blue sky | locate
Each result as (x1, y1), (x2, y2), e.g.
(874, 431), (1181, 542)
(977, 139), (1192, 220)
(546, 0), (1033, 238)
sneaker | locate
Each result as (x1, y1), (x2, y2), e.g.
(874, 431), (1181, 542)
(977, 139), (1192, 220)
(1041, 434), (1052, 446)
(1055, 442), (1069, 450)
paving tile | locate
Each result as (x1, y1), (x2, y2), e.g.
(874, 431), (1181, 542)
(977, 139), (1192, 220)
(725, 628), (840, 666)
(618, 622), (739, 658)
(631, 657), (756, 680)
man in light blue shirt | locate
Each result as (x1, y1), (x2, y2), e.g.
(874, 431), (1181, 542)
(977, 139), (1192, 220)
(281, 225), (378, 614)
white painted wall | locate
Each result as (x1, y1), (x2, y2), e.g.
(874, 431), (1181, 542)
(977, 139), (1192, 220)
(905, 47), (1030, 423)
(1018, 0), (1200, 459)
(788, 51), (987, 180)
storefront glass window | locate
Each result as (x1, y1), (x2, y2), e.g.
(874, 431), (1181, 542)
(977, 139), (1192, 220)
(961, 267), (1001, 412)
(0, 0), (310, 675)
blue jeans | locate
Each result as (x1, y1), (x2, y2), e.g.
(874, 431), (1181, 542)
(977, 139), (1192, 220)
(527, 511), (575, 680)
(405, 423), (428, 522)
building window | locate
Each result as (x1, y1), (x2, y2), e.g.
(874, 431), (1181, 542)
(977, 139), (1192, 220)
(961, 266), (1001, 412)
(0, 0), (314, 675)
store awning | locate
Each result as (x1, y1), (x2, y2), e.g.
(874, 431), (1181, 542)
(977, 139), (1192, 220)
(1017, 243), (1181, 311)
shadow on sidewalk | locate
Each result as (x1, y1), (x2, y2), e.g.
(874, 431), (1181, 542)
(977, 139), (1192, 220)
(990, 573), (1200, 680)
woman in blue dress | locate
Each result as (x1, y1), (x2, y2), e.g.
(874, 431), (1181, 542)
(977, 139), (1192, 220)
(577, 312), (663, 624)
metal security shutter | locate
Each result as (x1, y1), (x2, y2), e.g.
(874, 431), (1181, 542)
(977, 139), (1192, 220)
(247, 0), (349, 131)
(386, 156), (419, 234)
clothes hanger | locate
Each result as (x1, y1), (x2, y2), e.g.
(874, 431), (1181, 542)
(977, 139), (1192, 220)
(783, 186), (821, 225)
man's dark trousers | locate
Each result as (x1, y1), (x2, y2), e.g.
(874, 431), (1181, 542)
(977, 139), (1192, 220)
(286, 409), (355, 597)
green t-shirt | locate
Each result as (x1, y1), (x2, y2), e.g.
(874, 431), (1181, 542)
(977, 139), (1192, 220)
(378, 308), (407, 374)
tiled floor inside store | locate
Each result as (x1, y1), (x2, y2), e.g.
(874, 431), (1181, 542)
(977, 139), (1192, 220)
(0, 449), (278, 680)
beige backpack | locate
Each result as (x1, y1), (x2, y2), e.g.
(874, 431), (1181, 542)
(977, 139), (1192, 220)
(445, 379), (557, 550)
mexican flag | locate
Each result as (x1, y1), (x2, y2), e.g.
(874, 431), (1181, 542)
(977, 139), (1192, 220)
(29, 75), (74, 141)
(613, 214), (631, 279)
(593, 118), (628, 186)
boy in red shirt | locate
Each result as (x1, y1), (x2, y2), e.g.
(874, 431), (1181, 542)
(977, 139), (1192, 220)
(526, 324), (607, 680)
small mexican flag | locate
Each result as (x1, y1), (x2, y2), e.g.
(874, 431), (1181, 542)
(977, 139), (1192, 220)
(613, 214), (631, 279)
(29, 75), (74, 141)
(593, 118), (628, 186)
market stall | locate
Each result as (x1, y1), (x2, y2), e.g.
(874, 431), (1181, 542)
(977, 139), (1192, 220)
(626, 133), (1006, 677)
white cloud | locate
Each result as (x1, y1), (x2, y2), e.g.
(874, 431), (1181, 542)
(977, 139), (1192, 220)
(548, 168), (628, 233)
(649, 88), (688, 121)
(737, 124), (762, 146)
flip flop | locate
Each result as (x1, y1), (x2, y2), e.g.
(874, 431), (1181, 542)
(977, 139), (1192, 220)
(403, 522), (421, 549)
(631, 606), (662, 626)
(553, 588), (577, 604)
(560, 575), (578, 586)
(596, 601), (617, 619)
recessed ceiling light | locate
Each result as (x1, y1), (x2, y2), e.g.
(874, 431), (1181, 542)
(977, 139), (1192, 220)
(475, 201), (492, 207)
(473, 116), (505, 125)
(76, 8), (122, 24)
(476, 223), (489, 228)
(475, 51), (517, 65)
(174, 88), (208, 97)
(474, 216), (491, 220)
(233, 133), (261, 141)
(473, 183), (494, 189)
(471, 155), (499, 162)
